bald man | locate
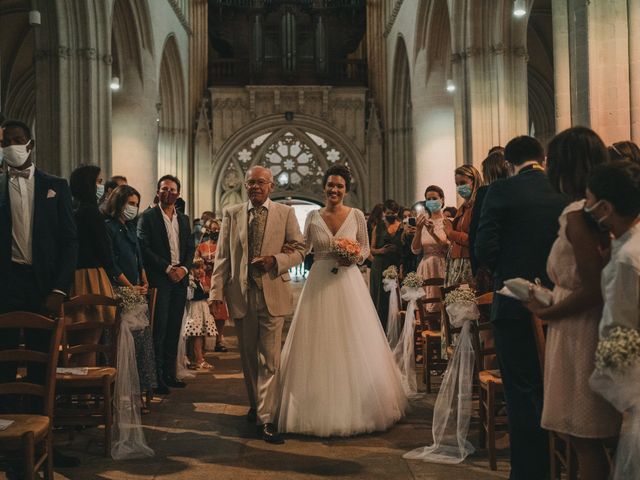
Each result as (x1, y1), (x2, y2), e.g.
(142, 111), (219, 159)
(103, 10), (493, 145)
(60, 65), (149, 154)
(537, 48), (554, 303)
(209, 166), (305, 444)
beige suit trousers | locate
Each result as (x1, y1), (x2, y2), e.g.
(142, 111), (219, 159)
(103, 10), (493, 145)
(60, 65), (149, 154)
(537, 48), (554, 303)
(236, 284), (284, 424)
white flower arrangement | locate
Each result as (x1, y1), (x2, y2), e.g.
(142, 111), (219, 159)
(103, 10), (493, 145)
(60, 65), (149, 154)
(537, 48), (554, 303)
(402, 272), (424, 289)
(444, 286), (477, 306)
(114, 286), (147, 312)
(382, 265), (398, 280)
(595, 326), (640, 371)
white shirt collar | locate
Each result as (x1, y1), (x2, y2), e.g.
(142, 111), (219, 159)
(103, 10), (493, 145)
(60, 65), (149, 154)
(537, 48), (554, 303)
(247, 197), (272, 212)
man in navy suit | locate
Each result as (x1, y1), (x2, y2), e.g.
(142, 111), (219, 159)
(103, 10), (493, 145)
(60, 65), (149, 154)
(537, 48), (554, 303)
(137, 175), (195, 393)
(0, 119), (78, 338)
(475, 136), (567, 480)
(0, 119), (79, 469)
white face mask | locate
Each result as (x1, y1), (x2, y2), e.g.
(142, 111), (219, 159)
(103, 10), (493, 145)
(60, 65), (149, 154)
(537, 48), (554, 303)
(123, 204), (139, 221)
(96, 184), (105, 200)
(3, 140), (32, 168)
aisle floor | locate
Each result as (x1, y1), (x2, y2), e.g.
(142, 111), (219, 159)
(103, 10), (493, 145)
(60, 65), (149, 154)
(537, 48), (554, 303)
(6, 279), (511, 479)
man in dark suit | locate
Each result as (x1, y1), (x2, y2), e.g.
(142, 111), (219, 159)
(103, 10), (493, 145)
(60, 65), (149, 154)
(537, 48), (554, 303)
(0, 119), (78, 352)
(475, 136), (567, 480)
(137, 175), (195, 394)
(0, 119), (79, 469)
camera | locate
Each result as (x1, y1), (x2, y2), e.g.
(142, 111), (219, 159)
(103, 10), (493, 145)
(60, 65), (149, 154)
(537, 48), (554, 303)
(403, 217), (417, 227)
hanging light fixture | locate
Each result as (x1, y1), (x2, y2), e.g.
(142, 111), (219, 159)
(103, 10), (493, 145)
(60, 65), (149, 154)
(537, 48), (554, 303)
(446, 79), (456, 92)
(110, 76), (121, 91)
(513, 0), (527, 17)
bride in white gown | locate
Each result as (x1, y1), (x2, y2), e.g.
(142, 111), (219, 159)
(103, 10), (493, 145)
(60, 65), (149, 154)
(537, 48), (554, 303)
(277, 165), (407, 437)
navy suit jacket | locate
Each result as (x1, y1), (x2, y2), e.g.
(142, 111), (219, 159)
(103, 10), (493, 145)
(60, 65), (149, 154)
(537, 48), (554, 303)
(475, 168), (568, 322)
(0, 169), (78, 297)
(136, 205), (194, 287)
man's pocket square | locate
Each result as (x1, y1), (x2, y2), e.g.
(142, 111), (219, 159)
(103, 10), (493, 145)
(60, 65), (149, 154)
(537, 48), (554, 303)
(47, 189), (57, 198)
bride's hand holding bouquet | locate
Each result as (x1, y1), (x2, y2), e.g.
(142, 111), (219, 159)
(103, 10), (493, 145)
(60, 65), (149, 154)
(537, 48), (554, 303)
(330, 237), (361, 273)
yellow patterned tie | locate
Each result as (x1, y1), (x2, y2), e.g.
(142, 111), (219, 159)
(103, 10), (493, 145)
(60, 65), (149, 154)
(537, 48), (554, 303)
(248, 206), (267, 287)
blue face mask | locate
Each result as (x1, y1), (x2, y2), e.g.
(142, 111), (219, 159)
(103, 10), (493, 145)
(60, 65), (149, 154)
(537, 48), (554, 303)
(96, 184), (105, 200)
(425, 199), (442, 213)
(456, 184), (472, 200)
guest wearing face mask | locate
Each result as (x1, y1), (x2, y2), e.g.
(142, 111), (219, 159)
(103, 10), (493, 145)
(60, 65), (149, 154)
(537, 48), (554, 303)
(0, 120), (79, 468)
(412, 185), (449, 310)
(105, 185), (157, 409)
(443, 165), (483, 287)
(137, 175), (195, 394)
(370, 199), (404, 329)
(67, 165), (116, 363)
(196, 219), (230, 352)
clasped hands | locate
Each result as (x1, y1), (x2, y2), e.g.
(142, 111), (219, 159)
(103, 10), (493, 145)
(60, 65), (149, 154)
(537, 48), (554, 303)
(167, 266), (187, 283)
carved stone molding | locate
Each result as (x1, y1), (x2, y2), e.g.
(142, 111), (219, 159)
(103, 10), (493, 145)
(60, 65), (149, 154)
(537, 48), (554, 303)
(166, 0), (192, 35)
(35, 46), (112, 64)
(383, 0), (405, 38)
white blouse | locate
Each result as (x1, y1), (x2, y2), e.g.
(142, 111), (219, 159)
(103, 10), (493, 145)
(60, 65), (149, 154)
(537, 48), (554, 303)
(599, 222), (640, 338)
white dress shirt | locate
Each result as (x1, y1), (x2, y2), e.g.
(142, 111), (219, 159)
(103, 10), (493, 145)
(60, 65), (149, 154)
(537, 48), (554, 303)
(160, 206), (188, 275)
(9, 165), (35, 265)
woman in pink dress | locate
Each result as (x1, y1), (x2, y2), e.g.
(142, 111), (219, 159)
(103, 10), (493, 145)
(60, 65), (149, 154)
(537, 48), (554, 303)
(411, 185), (449, 310)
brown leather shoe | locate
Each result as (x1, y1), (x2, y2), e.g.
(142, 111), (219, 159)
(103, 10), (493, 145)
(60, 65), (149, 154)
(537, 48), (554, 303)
(257, 423), (284, 444)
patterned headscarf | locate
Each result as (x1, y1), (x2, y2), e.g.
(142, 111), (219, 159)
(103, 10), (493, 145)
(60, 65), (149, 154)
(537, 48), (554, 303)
(454, 164), (483, 205)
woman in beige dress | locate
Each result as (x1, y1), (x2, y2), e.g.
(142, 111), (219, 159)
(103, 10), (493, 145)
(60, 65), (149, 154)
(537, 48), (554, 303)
(526, 127), (621, 480)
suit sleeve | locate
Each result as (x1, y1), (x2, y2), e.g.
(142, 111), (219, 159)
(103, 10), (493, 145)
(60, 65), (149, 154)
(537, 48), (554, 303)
(181, 214), (195, 271)
(53, 179), (78, 295)
(468, 189), (486, 274)
(274, 207), (305, 276)
(209, 209), (231, 302)
(137, 211), (171, 275)
(474, 183), (505, 271)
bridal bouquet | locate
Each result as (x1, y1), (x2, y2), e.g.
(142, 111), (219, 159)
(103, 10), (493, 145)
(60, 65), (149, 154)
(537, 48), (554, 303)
(114, 286), (147, 312)
(330, 237), (361, 274)
(383, 265), (398, 280)
(444, 286), (477, 306)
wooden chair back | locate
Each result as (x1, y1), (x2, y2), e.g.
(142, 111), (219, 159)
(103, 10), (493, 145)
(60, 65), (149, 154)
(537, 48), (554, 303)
(440, 284), (462, 347)
(61, 294), (120, 367)
(470, 292), (496, 373)
(417, 277), (445, 330)
(530, 314), (546, 373)
(147, 287), (158, 331)
(0, 310), (65, 417)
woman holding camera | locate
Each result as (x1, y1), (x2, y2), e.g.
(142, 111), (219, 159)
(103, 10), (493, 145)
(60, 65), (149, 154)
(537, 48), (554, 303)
(412, 186), (449, 311)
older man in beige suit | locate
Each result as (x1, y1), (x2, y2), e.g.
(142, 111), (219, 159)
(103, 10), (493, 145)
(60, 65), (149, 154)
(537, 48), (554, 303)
(209, 166), (305, 444)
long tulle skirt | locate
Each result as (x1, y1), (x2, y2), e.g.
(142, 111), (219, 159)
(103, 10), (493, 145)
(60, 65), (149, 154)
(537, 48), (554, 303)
(277, 259), (408, 437)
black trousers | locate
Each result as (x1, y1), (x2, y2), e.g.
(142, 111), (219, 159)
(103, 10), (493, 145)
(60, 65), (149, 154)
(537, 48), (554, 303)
(492, 316), (550, 480)
(152, 282), (187, 380)
(0, 263), (50, 413)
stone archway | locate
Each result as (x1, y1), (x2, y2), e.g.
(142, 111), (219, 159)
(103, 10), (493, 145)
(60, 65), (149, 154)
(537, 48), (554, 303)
(111, 0), (157, 205)
(389, 36), (414, 206)
(412, 0), (457, 203)
(158, 35), (188, 199)
(209, 114), (368, 215)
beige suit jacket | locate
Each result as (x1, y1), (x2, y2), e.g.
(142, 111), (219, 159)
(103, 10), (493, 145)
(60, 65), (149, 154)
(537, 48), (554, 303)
(209, 200), (305, 318)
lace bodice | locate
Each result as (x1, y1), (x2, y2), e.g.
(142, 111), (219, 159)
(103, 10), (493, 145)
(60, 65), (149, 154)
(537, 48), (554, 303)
(304, 208), (370, 262)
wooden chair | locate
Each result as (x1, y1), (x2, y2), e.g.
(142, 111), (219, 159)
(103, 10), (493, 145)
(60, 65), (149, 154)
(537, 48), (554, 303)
(418, 277), (445, 393)
(147, 287), (158, 331)
(530, 315), (578, 480)
(471, 292), (508, 471)
(54, 294), (120, 457)
(0, 310), (65, 480)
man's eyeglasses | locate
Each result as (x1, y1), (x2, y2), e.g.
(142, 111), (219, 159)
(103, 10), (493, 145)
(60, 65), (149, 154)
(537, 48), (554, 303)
(245, 179), (272, 187)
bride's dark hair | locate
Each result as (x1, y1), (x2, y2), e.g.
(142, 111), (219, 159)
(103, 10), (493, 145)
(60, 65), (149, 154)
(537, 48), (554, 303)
(322, 164), (352, 192)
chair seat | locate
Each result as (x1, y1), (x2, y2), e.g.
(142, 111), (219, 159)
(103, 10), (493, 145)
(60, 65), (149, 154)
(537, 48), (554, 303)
(421, 329), (441, 338)
(479, 369), (503, 385)
(57, 366), (117, 386)
(0, 415), (50, 448)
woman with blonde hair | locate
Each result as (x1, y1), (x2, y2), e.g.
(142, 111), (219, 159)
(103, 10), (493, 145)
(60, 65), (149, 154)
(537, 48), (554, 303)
(443, 164), (483, 287)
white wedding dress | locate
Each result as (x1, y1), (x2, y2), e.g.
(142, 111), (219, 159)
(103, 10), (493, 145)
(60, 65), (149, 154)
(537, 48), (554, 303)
(277, 208), (407, 437)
